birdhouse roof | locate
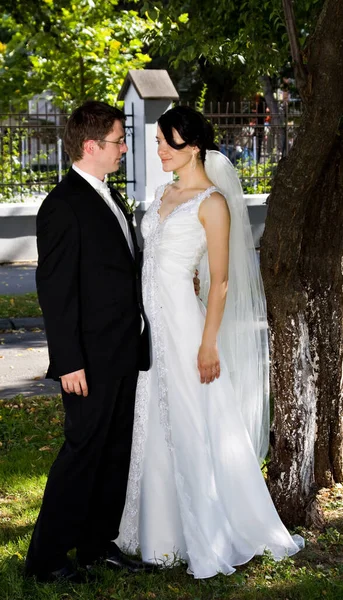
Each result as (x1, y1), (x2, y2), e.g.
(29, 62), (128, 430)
(118, 70), (179, 101)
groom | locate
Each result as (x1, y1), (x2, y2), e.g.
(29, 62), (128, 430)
(25, 101), (151, 582)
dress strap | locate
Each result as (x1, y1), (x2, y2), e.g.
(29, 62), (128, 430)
(195, 186), (221, 206)
(155, 182), (171, 202)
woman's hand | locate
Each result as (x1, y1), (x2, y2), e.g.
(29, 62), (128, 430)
(193, 269), (200, 296)
(197, 343), (220, 384)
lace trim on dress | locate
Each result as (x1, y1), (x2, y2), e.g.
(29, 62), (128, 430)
(148, 186), (173, 449)
(157, 185), (218, 225)
(119, 185), (169, 552)
(118, 371), (149, 553)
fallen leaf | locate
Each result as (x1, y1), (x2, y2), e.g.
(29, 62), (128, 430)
(39, 446), (51, 451)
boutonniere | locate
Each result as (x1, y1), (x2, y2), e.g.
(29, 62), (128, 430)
(109, 186), (138, 221)
(120, 194), (139, 220)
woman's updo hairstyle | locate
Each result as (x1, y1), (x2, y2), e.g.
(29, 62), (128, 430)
(157, 105), (218, 164)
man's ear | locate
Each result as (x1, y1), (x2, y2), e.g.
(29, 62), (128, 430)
(83, 139), (95, 156)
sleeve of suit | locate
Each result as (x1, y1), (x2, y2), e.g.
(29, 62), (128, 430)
(36, 197), (85, 377)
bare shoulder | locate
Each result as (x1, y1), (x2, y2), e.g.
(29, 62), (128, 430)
(199, 191), (230, 222)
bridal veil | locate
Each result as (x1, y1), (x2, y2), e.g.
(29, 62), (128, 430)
(201, 150), (270, 463)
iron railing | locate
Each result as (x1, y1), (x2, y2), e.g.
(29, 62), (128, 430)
(203, 100), (302, 193)
(0, 101), (135, 201)
(0, 99), (301, 200)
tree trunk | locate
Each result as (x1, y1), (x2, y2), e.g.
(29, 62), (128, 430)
(260, 0), (343, 527)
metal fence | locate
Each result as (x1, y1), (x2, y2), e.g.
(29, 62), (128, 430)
(0, 101), (135, 202)
(0, 99), (301, 201)
(203, 100), (302, 193)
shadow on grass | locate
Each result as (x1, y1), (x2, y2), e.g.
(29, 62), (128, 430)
(0, 523), (34, 546)
(1, 397), (343, 600)
(0, 395), (63, 487)
(0, 493), (46, 546)
(0, 556), (343, 600)
(0, 458), (57, 484)
(262, 577), (343, 600)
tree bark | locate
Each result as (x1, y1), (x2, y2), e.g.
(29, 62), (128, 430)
(260, 0), (343, 527)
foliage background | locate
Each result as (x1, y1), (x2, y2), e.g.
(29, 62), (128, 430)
(0, 0), (151, 110)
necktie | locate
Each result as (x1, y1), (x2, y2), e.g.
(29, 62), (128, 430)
(98, 183), (134, 256)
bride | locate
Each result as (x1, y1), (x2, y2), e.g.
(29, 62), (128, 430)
(118, 106), (303, 578)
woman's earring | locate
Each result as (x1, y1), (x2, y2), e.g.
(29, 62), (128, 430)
(191, 151), (197, 170)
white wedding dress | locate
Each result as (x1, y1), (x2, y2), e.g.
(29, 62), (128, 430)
(118, 180), (303, 579)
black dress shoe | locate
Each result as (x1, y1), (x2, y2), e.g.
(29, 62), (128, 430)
(25, 563), (93, 584)
(105, 542), (157, 573)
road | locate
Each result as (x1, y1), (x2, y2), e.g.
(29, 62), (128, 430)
(0, 328), (60, 399)
(0, 262), (37, 295)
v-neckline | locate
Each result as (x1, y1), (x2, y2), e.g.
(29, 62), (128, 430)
(157, 184), (217, 224)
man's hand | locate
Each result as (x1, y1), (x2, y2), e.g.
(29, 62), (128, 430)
(193, 269), (200, 296)
(61, 369), (88, 396)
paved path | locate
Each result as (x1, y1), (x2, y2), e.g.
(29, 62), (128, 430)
(0, 329), (60, 399)
(0, 262), (37, 295)
(0, 263), (61, 399)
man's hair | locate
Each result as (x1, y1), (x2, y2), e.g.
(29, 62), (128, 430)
(63, 100), (125, 162)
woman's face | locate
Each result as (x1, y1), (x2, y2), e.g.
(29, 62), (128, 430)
(156, 125), (198, 172)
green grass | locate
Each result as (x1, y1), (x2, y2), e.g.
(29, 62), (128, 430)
(0, 293), (42, 319)
(1, 395), (343, 600)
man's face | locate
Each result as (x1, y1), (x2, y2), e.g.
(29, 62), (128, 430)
(92, 119), (128, 174)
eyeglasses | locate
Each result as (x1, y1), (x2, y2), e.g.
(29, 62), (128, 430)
(98, 138), (126, 146)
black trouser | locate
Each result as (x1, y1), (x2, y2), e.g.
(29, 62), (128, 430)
(26, 372), (138, 574)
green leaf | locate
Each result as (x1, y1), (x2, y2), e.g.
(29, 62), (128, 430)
(178, 13), (189, 24)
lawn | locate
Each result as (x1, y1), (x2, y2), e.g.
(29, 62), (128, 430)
(1, 395), (343, 600)
(0, 293), (41, 319)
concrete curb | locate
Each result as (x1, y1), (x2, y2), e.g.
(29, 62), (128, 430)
(0, 317), (44, 331)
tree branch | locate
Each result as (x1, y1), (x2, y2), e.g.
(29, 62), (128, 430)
(282, 0), (310, 103)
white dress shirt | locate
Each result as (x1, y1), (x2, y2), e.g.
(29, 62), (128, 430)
(72, 164), (134, 256)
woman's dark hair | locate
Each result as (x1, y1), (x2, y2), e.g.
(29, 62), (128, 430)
(157, 105), (218, 163)
(64, 100), (125, 162)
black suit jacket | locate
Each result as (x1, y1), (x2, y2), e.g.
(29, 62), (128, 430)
(36, 168), (150, 381)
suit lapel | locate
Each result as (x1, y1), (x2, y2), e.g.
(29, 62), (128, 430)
(66, 169), (136, 265)
(110, 187), (141, 266)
